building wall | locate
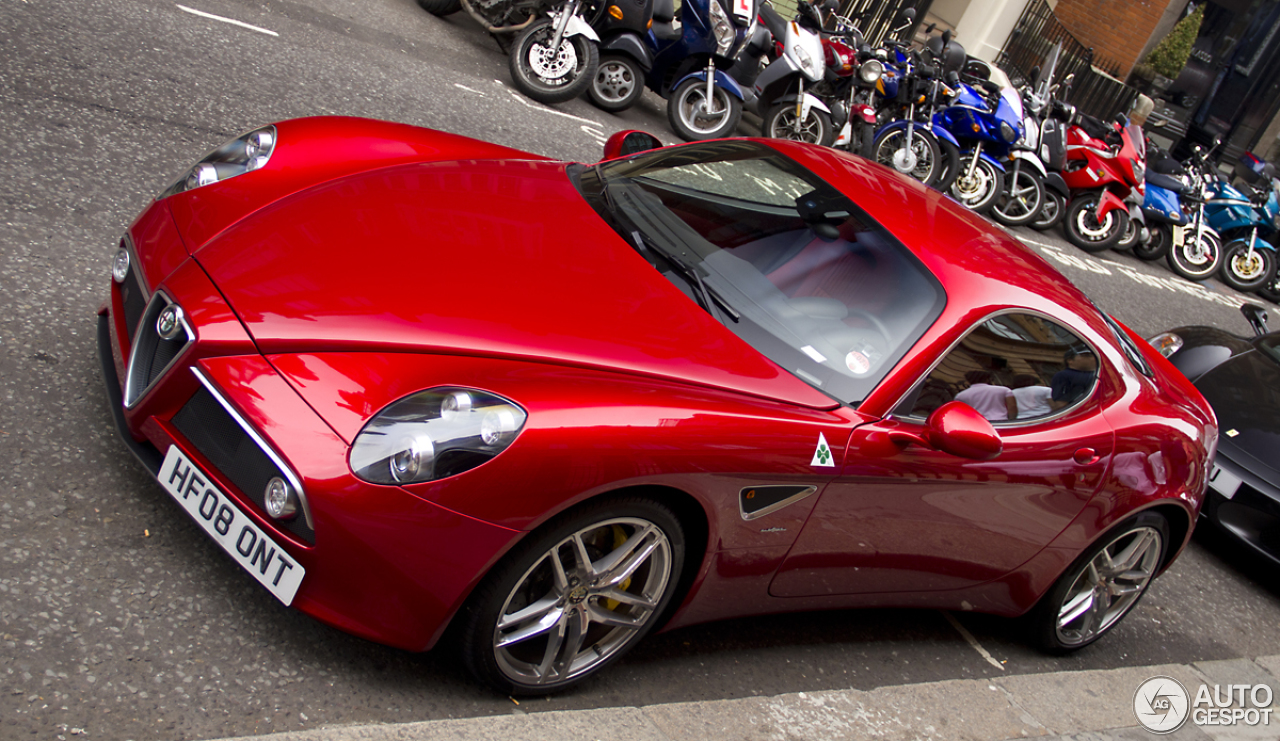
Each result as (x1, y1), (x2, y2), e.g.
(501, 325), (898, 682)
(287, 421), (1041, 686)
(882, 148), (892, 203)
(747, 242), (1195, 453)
(1053, 0), (1179, 76)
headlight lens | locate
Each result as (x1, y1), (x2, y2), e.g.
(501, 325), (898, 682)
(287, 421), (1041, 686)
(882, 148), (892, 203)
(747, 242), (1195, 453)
(350, 387), (527, 485)
(858, 59), (883, 84)
(709, 0), (735, 56)
(796, 44), (818, 77)
(160, 125), (277, 198)
(1000, 121), (1017, 142)
(1147, 332), (1184, 358)
(111, 247), (130, 283)
(1131, 160), (1145, 184)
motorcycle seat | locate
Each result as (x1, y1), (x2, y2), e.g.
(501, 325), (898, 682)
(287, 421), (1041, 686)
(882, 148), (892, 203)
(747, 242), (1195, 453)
(759, 3), (788, 43)
(1146, 170), (1191, 196)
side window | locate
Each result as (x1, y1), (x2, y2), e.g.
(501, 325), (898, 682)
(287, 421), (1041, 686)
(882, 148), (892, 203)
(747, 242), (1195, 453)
(894, 313), (1098, 423)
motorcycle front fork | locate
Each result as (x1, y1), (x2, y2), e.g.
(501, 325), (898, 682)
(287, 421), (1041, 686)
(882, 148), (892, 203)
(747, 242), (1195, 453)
(704, 59), (721, 115)
(549, 0), (579, 51)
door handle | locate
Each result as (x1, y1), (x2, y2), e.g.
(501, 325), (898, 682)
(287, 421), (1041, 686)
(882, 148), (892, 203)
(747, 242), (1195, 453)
(1073, 448), (1100, 465)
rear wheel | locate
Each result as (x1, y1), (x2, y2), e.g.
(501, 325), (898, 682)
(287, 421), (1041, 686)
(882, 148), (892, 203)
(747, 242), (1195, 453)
(873, 127), (943, 186)
(1113, 215), (1141, 252)
(509, 19), (599, 105)
(1219, 240), (1278, 292)
(1031, 512), (1167, 652)
(1031, 190), (1066, 231)
(667, 77), (743, 141)
(932, 137), (961, 194)
(761, 101), (835, 146)
(1166, 228), (1222, 281)
(417, 0), (462, 16)
(1064, 193), (1123, 252)
(991, 168), (1045, 227)
(1133, 223), (1171, 261)
(588, 54), (645, 112)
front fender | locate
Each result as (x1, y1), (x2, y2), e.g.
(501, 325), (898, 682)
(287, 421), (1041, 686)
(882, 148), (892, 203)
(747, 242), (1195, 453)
(1043, 172), (1070, 198)
(559, 12), (601, 41)
(1096, 190), (1128, 220)
(672, 69), (746, 101)
(771, 92), (832, 116)
(1010, 151), (1048, 178)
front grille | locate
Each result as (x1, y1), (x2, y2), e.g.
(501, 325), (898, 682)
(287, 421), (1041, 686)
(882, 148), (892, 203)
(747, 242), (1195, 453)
(124, 293), (191, 407)
(172, 385), (315, 544)
(119, 238), (148, 345)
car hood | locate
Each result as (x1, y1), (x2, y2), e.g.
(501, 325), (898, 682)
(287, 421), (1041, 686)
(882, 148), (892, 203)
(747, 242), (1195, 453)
(193, 158), (835, 409)
(1196, 347), (1280, 480)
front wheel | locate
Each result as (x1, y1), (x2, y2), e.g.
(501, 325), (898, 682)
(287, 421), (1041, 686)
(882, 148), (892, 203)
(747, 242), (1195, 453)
(991, 168), (1045, 227)
(417, 0), (462, 16)
(761, 100), (835, 146)
(1030, 511), (1167, 652)
(459, 497), (685, 695)
(1133, 223), (1171, 261)
(949, 156), (1005, 214)
(873, 127), (942, 186)
(667, 77), (743, 141)
(1166, 228), (1222, 281)
(1031, 190), (1066, 231)
(588, 54), (645, 112)
(1258, 272), (1280, 304)
(1064, 193), (1124, 252)
(932, 137), (961, 195)
(509, 19), (599, 105)
(1219, 240), (1278, 292)
(1113, 215), (1141, 252)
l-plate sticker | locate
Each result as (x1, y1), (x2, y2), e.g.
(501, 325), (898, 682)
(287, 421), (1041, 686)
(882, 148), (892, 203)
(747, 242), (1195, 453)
(811, 433), (835, 467)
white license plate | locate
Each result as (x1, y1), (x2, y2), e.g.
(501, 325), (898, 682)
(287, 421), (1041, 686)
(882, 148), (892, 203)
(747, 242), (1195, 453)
(158, 446), (305, 605)
(1208, 462), (1243, 500)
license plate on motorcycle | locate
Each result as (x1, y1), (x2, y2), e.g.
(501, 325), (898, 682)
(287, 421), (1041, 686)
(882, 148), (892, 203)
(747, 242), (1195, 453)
(157, 446), (305, 605)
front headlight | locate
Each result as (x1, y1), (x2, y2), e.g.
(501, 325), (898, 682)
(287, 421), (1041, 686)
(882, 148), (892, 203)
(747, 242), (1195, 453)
(1147, 332), (1183, 358)
(795, 43), (818, 77)
(349, 387), (527, 485)
(708, 0), (735, 56)
(1131, 160), (1145, 184)
(858, 59), (883, 84)
(160, 125), (277, 198)
(1000, 121), (1017, 142)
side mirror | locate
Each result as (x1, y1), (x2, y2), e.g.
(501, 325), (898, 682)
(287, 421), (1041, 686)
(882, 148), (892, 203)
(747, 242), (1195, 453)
(901, 7), (916, 22)
(942, 29), (952, 43)
(1242, 303), (1271, 337)
(889, 401), (1003, 460)
(601, 130), (663, 160)
(1030, 65), (1041, 86)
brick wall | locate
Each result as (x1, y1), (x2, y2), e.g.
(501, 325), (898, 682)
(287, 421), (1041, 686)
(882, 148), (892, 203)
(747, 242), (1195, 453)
(1053, 0), (1177, 77)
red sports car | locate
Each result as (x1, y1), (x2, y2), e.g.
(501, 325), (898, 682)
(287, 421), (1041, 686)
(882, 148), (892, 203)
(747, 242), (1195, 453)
(98, 116), (1216, 695)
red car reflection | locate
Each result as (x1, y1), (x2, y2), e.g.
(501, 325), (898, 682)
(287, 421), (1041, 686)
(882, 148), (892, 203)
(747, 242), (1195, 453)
(98, 117), (1216, 695)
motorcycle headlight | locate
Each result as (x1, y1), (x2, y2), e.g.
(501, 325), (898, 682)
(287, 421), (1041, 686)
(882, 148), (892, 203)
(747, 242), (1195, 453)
(1146, 332), (1183, 358)
(708, 0), (735, 56)
(1131, 160), (1145, 184)
(796, 44), (818, 78)
(859, 59), (883, 84)
(160, 125), (277, 198)
(349, 387), (527, 485)
(1000, 121), (1017, 142)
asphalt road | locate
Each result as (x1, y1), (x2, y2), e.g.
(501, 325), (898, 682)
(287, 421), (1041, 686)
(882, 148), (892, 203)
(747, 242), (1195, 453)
(1, 1), (1278, 740)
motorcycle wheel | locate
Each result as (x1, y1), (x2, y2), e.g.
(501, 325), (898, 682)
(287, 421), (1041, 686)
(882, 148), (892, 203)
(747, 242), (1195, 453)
(1133, 223), (1171, 261)
(509, 19), (599, 105)
(1258, 273), (1280, 304)
(1113, 215), (1141, 252)
(761, 101), (835, 147)
(991, 168), (1045, 227)
(932, 137), (961, 195)
(667, 77), (743, 141)
(1219, 240), (1278, 293)
(1166, 229), (1222, 281)
(1031, 190), (1066, 231)
(588, 54), (645, 113)
(872, 128), (942, 186)
(857, 122), (875, 160)
(1064, 193), (1124, 252)
(949, 156), (1005, 214)
(417, 0), (462, 16)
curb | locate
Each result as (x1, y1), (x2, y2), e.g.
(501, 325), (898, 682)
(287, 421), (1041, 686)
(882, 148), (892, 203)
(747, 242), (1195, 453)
(208, 657), (1280, 741)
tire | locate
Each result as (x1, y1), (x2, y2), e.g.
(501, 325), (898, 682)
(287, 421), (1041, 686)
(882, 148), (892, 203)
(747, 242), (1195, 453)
(949, 155), (1005, 214)
(417, 0), (462, 16)
(1113, 215), (1140, 252)
(667, 77), (743, 141)
(1133, 223), (1170, 261)
(588, 54), (645, 112)
(1031, 189), (1066, 231)
(509, 19), (599, 105)
(873, 127), (943, 186)
(1219, 240), (1278, 293)
(1259, 273), (1280, 304)
(1030, 511), (1168, 652)
(1166, 228), (1222, 281)
(932, 136), (961, 195)
(991, 168), (1045, 227)
(459, 497), (685, 695)
(857, 122), (875, 160)
(761, 100), (835, 147)
(1063, 193), (1124, 252)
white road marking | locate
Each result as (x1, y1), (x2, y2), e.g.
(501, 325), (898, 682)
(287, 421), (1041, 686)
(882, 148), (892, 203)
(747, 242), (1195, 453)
(942, 611), (1005, 671)
(496, 80), (599, 125)
(581, 125), (607, 146)
(177, 5), (279, 36)
(453, 83), (486, 96)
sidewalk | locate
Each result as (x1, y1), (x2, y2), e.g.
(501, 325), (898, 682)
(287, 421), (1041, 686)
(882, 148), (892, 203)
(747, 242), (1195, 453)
(213, 657), (1280, 741)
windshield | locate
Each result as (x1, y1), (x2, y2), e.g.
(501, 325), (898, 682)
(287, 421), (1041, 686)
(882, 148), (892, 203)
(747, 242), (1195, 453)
(578, 141), (946, 404)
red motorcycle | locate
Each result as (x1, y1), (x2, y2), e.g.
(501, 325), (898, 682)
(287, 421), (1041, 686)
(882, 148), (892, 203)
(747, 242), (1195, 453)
(1060, 113), (1147, 252)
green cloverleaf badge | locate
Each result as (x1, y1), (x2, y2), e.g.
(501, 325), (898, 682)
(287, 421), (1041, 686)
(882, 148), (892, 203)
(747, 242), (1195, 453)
(811, 433), (835, 467)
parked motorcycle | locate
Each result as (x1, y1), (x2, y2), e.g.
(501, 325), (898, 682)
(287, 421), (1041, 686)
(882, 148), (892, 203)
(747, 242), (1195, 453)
(584, 0), (657, 111)
(870, 9), (952, 188)
(933, 59), (1029, 216)
(824, 13), (882, 158)
(1207, 163), (1279, 292)
(1162, 143), (1222, 282)
(1059, 113), (1147, 252)
(508, 0), (604, 104)
(757, 0), (835, 145)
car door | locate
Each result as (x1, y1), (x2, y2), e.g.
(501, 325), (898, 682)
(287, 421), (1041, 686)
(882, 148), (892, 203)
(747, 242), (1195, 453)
(770, 311), (1117, 598)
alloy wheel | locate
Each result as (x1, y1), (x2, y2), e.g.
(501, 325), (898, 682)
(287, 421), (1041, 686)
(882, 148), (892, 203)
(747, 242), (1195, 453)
(1054, 525), (1162, 647)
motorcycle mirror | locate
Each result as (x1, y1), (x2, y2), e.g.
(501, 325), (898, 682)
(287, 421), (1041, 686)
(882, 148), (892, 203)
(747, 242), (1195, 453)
(601, 130), (663, 160)
(946, 70), (960, 85)
(901, 7), (916, 21)
(824, 0), (839, 10)
(1113, 112), (1127, 127)
(942, 29), (952, 43)
(1241, 303), (1270, 337)
(1030, 65), (1041, 86)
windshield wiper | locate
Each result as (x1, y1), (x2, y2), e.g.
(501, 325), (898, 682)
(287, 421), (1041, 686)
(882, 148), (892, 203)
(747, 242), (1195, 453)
(630, 229), (739, 323)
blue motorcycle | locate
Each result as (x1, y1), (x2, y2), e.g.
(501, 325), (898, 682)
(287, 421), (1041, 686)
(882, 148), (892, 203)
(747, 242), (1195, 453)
(1206, 163), (1279, 293)
(932, 59), (1026, 215)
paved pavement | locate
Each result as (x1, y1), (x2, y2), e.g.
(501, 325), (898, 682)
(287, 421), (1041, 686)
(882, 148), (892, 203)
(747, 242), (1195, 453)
(207, 658), (1280, 741)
